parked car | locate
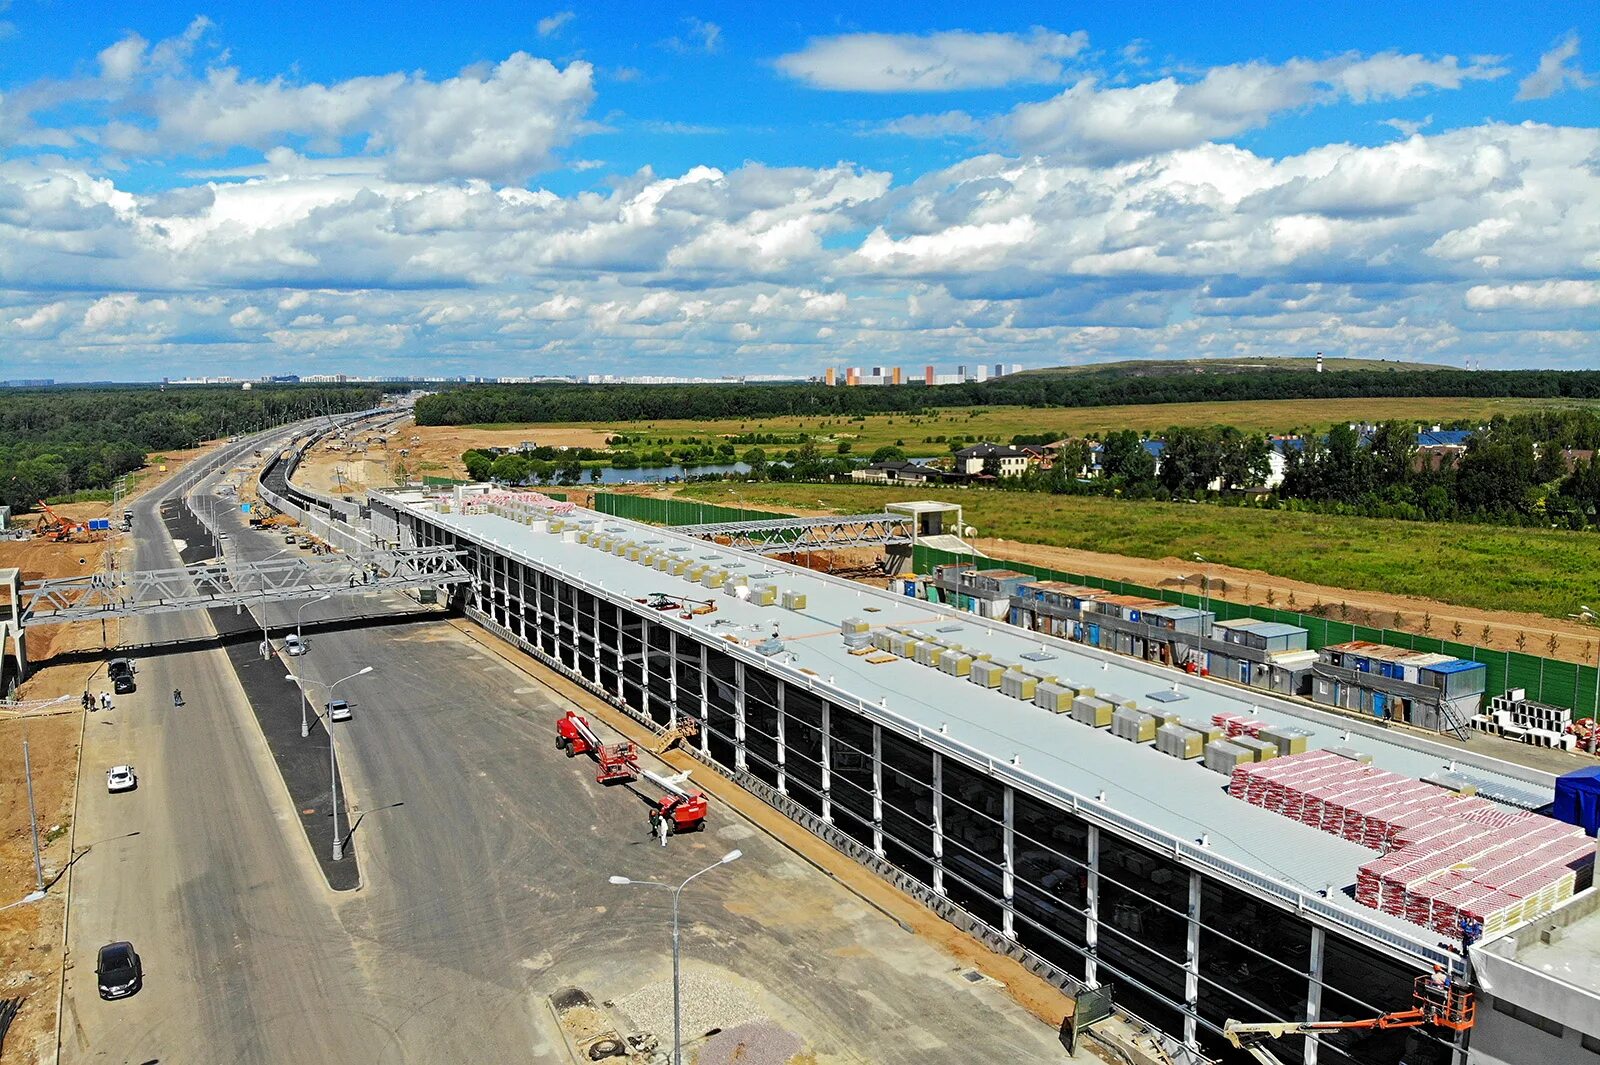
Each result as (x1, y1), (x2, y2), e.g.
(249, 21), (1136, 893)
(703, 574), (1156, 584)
(327, 699), (352, 722)
(107, 658), (136, 695)
(106, 765), (137, 793)
(284, 634), (306, 657)
(96, 941), (142, 1000)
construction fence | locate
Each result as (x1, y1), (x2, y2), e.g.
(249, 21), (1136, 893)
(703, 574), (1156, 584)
(912, 544), (1600, 719)
(592, 491), (795, 527)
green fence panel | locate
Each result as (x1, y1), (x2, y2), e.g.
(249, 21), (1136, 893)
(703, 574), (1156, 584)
(1506, 652), (1546, 699)
(592, 490), (799, 528)
(1578, 666), (1600, 718)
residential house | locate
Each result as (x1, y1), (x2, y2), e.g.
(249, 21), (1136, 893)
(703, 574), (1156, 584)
(953, 442), (1029, 477)
(851, 459), (939, 485)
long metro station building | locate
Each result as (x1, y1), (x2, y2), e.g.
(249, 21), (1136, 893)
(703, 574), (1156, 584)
(370, 486), (1593, 1065)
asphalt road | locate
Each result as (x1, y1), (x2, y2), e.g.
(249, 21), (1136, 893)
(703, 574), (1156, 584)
(58, 438), (1064, 1064)
(160, 499), (361, 890)
(60, 432), (390, 1065)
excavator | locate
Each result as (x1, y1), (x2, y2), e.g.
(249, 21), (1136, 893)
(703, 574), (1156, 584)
(34, 501), (103, 542)
(1224, 974), (1474, 1064)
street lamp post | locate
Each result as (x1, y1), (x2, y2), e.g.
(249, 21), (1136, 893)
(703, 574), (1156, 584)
(298, 594), (331, 645)
(609, 849), (743, 1065)
(327, 666), (373, 860)
(1192, 552), (1210, 619)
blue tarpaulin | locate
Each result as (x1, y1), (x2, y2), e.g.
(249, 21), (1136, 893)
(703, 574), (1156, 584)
(1554, 766), (1600, 836)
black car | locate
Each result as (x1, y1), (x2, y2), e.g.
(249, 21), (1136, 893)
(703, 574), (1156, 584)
(107, 658), (136, 695)
(96, 941), (142, 1000)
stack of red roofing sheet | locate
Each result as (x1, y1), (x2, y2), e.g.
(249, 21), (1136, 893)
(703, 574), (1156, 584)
(1228, 750), (1594, 935)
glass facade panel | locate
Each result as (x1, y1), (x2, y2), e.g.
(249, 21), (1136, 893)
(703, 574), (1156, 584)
(1097, 835), (1191, 1036)
(780, 683), (826, 816)
(1012, 790), (1089, 981)
(1197, 880), (1311, 1063)
(743, 667), (781, 787)
(619, 610), (645, 713)
(829, 706), (876, 848)
(673, 637), (706, 722)
(703, 646), (739, 766)
(1319, 939), (1441, 1065)
(879, 728), (934, 885)
(940, 759), (1005, 928)
(645, 621), (674, 725)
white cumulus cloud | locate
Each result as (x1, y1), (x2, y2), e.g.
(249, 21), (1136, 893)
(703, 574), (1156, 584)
(1517, 32), (1595, 100)
(1007, 51), (1505, 161)
(777, 27), (1088, 91)
(12, 23), (596, 183)
(537, 11), (574, 37)
(1465, 280), (1600, 310)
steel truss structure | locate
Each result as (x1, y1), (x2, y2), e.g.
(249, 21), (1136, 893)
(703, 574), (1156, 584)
(19, 546), (469, 626)
(674, 512), (913, 555)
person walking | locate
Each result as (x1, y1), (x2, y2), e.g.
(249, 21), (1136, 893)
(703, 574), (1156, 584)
(100, 692), (112, 711)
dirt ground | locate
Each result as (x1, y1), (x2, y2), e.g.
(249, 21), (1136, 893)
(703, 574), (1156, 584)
(294, 430), (405, 497)
(0, 440), (224, 1064)
(0, 707), (79, 1065)
(403, 420), (611, 481)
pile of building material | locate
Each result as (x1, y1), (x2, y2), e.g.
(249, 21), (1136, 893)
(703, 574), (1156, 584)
(1229, 749), (1594, 937)
(1472, 689), (1578, 750)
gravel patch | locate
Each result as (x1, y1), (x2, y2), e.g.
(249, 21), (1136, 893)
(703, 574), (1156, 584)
(695, 1020), (805, 1065)
(614, 970), (766, 1046)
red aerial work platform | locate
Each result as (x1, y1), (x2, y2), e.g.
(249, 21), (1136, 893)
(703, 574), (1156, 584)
(643, 768), (708, 835)
(556, 710), (640, 784)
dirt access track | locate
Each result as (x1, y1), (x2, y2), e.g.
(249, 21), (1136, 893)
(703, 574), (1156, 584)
(0, 440), (226, 1065)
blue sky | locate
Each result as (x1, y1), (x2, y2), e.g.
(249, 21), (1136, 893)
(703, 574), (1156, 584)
(0, 1), (1596, 379)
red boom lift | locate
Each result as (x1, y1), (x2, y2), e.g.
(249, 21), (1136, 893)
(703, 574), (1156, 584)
(556, 710), (640, 784)
(555, 711), (711, 832)
(1224, 975), (1475, 1064)
(642, 768), (709, 835)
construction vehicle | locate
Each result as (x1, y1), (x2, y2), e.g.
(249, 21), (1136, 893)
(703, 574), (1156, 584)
(1224, 975), (1474, 1065)
(35, 501), (104, 542)
(643, 768), (708, 835)
(556, 710), (641, 784)
(648, 715), (699, 755)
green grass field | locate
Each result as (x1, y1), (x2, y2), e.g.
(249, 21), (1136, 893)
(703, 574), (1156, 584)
(484, 396), (1598, 458)
(674, 482), (1600, 621)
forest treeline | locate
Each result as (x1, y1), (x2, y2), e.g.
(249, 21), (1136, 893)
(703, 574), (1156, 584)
(994, 409), (1600, 529)
(414, 369), (1600, 426)
(0, 385), (382, 513)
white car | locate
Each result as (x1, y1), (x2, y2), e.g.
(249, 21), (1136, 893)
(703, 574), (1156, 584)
(106, 765), (137, 793)
(284, 634), (307, 656)
(327, 699), (352, 722)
